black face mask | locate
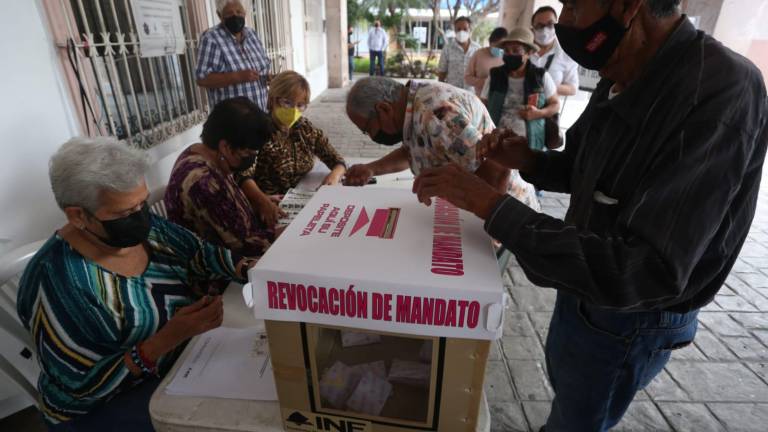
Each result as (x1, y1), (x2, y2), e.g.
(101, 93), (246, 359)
(372, 130), (403, 146)
(233, 154), (257, 172)
(555, 8), (628, 71)
(87, 203), (151, 248)
(502, 54), (524, 71)
(224, 15), (245, 34)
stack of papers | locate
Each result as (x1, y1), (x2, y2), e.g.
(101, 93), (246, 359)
(165, 326), (277, 400)
(278, 188), (316, 226)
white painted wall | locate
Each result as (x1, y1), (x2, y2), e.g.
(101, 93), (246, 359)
(0, 0), (78, 250)
(713, 0), (768, 55)
(289, 0), (328, 100)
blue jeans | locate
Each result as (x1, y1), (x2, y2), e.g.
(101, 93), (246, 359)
(349, 55), (355, 79)
(369, 50), (384, 76)
(47, 377), (161, 431)
(544, 292), (699, 431)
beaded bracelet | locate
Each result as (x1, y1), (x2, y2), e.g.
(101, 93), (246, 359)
(137, 343), (157, 371)
(130, 344), (157, 376)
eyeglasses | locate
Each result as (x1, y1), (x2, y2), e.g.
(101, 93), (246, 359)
(277, 98), (307, 112)
(533, 22), (556, 31)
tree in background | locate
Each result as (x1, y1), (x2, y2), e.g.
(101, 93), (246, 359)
(424, 0), (501, 47)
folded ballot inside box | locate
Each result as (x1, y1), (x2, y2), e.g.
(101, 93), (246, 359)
(248, 186), (506, 431)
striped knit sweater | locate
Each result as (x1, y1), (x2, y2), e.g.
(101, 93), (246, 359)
(17, 215), (243, 424)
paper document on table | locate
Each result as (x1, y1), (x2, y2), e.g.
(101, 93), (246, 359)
(165, 326), (277, 400)
(278, 188), (316, 226)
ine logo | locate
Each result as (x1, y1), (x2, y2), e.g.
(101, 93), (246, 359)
(286, 411), (312, 426)
(283, 410), (370, 432)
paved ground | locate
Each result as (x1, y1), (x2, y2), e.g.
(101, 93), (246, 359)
(305, 80), (768, 432)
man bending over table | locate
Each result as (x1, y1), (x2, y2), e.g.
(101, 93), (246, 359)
(343, 76), (539, 210)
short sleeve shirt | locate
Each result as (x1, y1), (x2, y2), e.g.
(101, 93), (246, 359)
(529, 40), (579, 89)
(403, 81), (540, 210)
(195, 24), (271, 110)
(438, 40), (480, 90)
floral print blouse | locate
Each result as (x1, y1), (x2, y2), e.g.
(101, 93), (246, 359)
(165, 147), (271, 257)
(403, 80), (539, 210)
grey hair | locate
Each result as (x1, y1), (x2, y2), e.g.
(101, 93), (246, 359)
(347, 77), (405, 119)
(646, 0), (681, 17)
(49, 137), (149, 212)
(599, 0), (681, 18)
(216, 0), (242, 14)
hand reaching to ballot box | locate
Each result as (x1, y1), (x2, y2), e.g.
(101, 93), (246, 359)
(343, 164), (374, 186)
(477, 129), (536, 172)
(413, 163), (505, 221)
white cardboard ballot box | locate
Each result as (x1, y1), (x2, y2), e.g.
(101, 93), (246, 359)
(248, 186), (507, 340)
(247, 186), (506, 432)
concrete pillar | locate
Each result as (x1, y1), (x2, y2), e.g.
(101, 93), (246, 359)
(712, 0), (768, 55)
(500, 0), (535, 30)
(325, 0), (348, 88)
(682, 0), (724, 35)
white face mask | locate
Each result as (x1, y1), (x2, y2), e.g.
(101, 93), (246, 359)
(455, 30), (470, 43)
(534, 27), (556, 46)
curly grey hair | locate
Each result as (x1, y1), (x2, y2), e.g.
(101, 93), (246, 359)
(216, 0), (243, 14)
(346, 77), (405, 120)
(49, 137), (149, 213)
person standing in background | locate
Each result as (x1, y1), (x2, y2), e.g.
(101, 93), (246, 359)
(437, 16), (480, 90)
(348, 26), (359, 80)
(465, 27), (508, 97)
(529, 6), (579, 96)
(481, 28), (560, 152)
(196, 0), (271, 110)
(367, 20), (388, 76)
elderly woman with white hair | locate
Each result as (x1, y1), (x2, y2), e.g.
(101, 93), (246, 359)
(196, 0), (271, 110)
(17, 138), (254, 431)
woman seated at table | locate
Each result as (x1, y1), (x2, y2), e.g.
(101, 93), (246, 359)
(17, 138), (253, 431)
(238, 70), (347, 227)
(165, 96), (273, 257)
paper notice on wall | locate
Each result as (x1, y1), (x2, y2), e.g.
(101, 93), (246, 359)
(165, 326), (277, 400)
(130, 0), (186, 58)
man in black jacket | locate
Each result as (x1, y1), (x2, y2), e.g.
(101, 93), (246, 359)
(413, 0), (768, 430)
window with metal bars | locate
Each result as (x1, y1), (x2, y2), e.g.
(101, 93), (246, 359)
(249, 0), (292, 75)
(48, 0), (294, 148)
(60, 0), (208, 148)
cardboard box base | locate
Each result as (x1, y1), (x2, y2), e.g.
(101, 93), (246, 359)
(267, 320), (490, 432)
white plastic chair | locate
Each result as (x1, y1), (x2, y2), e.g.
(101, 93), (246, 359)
(0, 240), (45, 403)
(148, 185), (168, 218)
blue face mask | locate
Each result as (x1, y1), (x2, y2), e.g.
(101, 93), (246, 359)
(490, 47), (503, 58)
